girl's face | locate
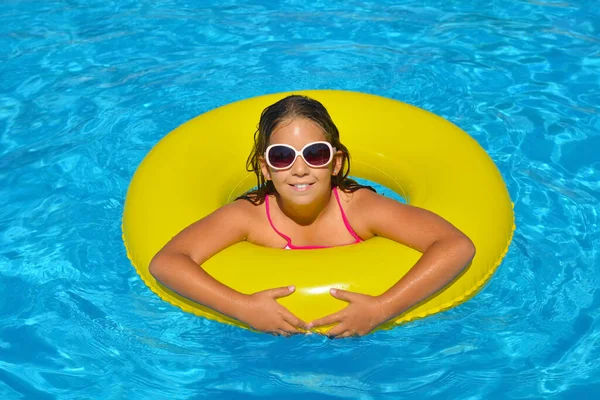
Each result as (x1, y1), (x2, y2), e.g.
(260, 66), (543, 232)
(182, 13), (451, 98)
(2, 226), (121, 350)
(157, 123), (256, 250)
(260, 118), (342, 205)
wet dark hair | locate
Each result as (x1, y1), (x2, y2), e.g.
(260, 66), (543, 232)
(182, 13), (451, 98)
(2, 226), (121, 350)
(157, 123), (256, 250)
(239, 94), (373, 205)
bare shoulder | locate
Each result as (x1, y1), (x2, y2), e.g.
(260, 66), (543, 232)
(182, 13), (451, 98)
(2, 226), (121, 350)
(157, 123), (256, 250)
(336, 187), (387, 240)
(201, 198), (263, 236)
(222, 197), (260, 218)
(337, 186), (394, 212)
(157, 198), (260, 264)
(339, 187), (471, 252)
(339, 187), (409, 222)
(189, 198), (258, 228)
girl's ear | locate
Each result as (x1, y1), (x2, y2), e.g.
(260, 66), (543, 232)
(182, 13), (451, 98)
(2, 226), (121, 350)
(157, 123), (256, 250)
(332, 150), (343, 175)
(259, 156), (271, 180)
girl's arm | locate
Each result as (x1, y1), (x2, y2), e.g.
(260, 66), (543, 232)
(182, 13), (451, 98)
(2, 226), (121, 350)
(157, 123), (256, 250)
(366, 194), (476, 319)
(149, 201), (307, 335)
(308, 192), (475, 337)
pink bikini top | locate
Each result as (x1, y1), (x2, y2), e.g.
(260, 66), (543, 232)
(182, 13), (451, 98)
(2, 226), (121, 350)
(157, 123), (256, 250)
(265, 187), (363, 250)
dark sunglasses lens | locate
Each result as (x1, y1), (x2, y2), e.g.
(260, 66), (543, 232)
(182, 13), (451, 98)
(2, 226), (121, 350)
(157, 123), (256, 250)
(303, 143), (331, 166)
(268, 146), (295, 168)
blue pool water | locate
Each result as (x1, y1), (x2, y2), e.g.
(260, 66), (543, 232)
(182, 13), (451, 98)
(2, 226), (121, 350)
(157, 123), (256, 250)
(1, 0), (599, 398)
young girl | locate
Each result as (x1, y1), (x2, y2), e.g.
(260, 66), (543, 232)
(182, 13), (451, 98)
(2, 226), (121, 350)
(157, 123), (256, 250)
(149, 95), (475, 338)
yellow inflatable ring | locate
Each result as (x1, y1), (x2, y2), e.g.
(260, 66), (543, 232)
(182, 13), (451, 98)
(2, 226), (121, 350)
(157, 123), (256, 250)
(122, 90), (515, 332)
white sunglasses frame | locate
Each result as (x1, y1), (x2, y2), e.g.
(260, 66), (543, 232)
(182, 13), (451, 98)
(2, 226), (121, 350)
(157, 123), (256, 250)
(264, 141), (337, 171)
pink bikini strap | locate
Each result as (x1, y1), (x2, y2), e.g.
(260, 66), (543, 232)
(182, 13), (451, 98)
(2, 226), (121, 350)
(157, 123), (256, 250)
(265, 189), (361, 249)
(333, 187), (362, 243)
(265, 195), (293, 246)
(265, 195), (328, 250)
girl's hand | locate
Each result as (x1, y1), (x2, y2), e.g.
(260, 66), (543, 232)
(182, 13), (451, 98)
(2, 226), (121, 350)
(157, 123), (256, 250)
(307, 288), (388, 338)
(239, 285), (309, 336)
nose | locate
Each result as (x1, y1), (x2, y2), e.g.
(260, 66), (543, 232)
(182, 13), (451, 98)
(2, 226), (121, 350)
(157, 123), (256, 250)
(290, 154), (309, 176)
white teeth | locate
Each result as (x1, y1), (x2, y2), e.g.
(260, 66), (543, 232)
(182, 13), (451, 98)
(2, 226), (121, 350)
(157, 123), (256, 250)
(294, 184), (309, 189)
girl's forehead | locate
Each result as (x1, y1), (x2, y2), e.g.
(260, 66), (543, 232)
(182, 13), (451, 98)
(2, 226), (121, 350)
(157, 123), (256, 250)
(269, 118), (327, 147)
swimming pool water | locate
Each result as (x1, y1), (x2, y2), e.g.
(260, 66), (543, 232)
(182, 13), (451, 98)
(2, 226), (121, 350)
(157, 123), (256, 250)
(1, 0), (599, 398)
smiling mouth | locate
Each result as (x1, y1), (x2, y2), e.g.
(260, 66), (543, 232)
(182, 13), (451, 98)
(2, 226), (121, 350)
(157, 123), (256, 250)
(289, 183), (314, 191)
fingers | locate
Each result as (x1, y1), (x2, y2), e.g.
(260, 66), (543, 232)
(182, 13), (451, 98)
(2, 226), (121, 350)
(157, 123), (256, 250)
(327, 324), (358, 339)
(266, 285), (296, 299)
(330, 288), (356, 302)
(282, 311), (309, 330)
(271, 292), (308, 330)
(281, 321), (304, 335)
(270, 329), (291, 337)
(326, 323), (347, 338)
(307, 311), (342, 329)
(270, 322), (303, 337)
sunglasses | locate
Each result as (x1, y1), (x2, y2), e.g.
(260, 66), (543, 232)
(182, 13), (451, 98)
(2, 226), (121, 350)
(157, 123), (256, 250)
(265, 141), (336, 171)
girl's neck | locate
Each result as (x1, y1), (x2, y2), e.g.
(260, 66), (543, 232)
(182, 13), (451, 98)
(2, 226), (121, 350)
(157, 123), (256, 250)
(274, 189), (333, 226)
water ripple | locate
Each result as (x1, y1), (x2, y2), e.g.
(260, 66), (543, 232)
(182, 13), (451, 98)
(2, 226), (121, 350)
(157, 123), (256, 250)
(1, 0), (599, 398)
